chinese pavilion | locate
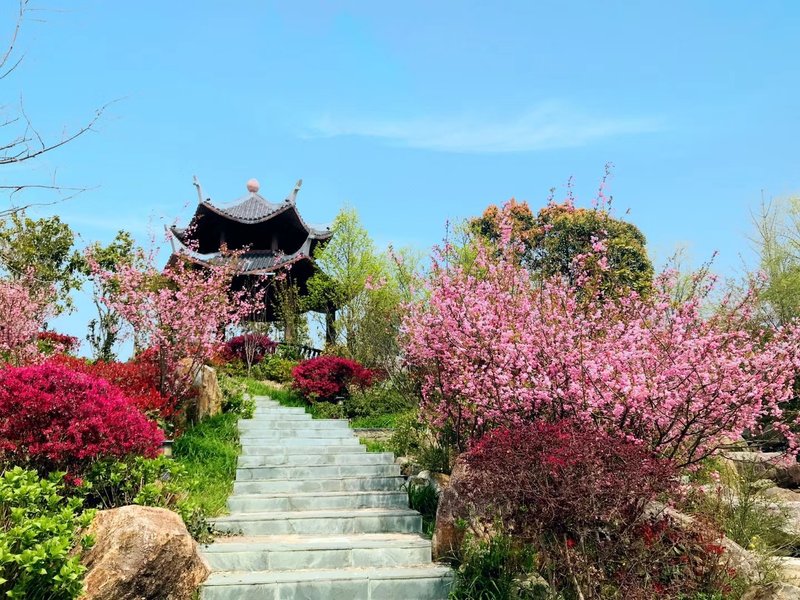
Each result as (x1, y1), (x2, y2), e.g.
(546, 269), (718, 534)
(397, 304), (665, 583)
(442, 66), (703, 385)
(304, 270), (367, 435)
(168, 177), (334, 339)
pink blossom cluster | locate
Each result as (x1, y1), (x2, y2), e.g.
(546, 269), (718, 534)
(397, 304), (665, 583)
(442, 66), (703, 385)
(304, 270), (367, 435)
(402, 204), (800, 466)
(90, 247), (260, 402)
(0, 277), (50, 365)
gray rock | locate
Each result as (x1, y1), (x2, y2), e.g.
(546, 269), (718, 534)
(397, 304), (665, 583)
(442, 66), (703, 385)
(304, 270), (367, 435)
(743, 583), (800, 600)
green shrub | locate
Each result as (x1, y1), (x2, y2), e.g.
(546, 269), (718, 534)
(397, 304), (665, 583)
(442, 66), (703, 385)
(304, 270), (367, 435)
(251, 356), (297, 383)
(0, 467), (95, 600)
(360, 438), (390, 453)
(81, 455), (184, 510)
(312, 402), (346, 419)
(390, 410), (453, 473)
(407, 480), (439, 538)
(218, 373), (254, 418)
(80, 455), (213, 542)
(450, 532), (543, 600)
(343, 384), (413, 419)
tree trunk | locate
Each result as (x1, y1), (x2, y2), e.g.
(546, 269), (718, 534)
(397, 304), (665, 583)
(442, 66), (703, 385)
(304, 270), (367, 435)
(325, 304), (337, 345)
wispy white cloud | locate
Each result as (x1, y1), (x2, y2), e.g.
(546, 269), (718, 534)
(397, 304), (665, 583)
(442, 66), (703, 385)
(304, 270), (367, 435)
(305, 102), (662, 153)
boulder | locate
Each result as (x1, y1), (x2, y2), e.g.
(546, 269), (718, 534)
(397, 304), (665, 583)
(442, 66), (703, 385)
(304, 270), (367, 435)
(395, 456), (421, 478)
(194, 365), (223, 420)
(82, 505), (210, 600)
(408, 469), (451, 495)
(432, 456), (475, 560)
(743, 583), (800, 600)
(773, 464), (800, 489)
(659, 506), (760, 582)
(765, 487), (800, 503)
(779, 557), (800, 586)
(722, 451), (800, 489)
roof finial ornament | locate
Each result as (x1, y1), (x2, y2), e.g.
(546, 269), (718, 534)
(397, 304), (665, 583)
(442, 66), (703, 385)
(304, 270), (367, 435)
(246, 178), (260, 194)
(192, 175), (205, 204)
(286, 179), (302, 204)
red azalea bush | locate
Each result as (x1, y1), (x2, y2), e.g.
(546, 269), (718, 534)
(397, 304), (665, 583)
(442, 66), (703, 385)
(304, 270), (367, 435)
(36, 331), (80, 355)
(220, 334), (277, 364)
(0, 363), (164, 475)
(52, 354), (178, 424)
(454, 421), (732, 598)
(461, 421), (678, 537)
(292, 356), (376, 402)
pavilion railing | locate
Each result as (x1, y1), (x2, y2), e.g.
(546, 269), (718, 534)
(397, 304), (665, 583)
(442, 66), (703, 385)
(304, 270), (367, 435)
(268, 342), (322, 360)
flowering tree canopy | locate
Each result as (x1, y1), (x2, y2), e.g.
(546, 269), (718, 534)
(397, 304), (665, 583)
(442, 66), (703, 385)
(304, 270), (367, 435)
(403, 202), (800, 466)
(469, 197), (653, 297)
(0, 276), (50, 365)
(89, 245), (259, 403)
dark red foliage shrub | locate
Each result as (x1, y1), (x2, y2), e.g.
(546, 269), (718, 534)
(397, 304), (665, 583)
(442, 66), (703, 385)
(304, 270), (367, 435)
(220, 334), (277, 364)
(0, 363), (164, 476)
(36, 330), (79, 354)
(52, 355), (177, 423)
(462, 420), (677, 537)
(455, 421), (731, 598)
(292, 356), (375, 402)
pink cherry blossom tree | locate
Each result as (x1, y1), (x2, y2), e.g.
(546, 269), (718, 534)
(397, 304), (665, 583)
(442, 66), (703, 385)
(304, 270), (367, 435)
(402, 202), (800, 467)
(90, 244), (260, 407)
(0, 276), (50, 365)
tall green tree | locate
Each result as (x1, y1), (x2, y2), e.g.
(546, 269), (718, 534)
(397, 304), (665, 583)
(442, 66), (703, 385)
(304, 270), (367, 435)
(82, 230), (136, 361)
(752, 197), (800, 328)
(0, 211), (81, 313)
(308, 207), (418, 371)
(470, 199), (654, 296)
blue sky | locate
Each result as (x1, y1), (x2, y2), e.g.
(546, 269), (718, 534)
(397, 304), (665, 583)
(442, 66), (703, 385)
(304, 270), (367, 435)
(4, 1), (799, 348)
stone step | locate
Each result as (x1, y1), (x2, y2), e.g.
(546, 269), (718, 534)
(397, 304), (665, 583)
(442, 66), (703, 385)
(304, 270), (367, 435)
(228, 491), (409, 512)
(239, 437), (361, 447)
(239, 420), (350, 432)
(233, 476), (405, 495)
(241, 440), (367, 459)
(238, 452), (394, 468)
(250, 411), (311, 420)
(253, 404), (307, 412)
(201, 565), (453, 600)
(212, 508), (422, 536)
(236, 464), (401, 481)
(240, 430), (356, 441)
(201, 533), (431, 571)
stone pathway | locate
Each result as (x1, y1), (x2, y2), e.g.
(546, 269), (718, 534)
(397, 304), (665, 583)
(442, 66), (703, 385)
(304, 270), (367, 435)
(200, 396), (453, 600)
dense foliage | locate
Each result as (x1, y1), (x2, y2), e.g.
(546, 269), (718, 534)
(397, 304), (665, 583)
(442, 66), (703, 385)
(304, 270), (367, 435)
(89, 246), (257, 403)
(454, 422), (734, 599)
(221, 334), (277, 364)
(0, 277), (49, 365)
(469, 193), (653, 296)
(292, 355), (376, 402)
(37, 331), (80, 355)
(0, 467), (95, 600)
(0, 363), (163, 476)
(462, 422), (677, 540)
(403, 203), (800, 465)
(52, 354), (177, 425)
(0, 212), (82, 313)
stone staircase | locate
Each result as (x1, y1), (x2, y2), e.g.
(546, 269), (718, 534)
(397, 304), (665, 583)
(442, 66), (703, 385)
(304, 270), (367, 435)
(200, 396), (453, 600)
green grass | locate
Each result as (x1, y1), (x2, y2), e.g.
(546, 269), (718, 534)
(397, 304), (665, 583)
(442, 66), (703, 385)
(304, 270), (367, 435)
(173, 412), (240, 516)
(360, 438), (390, 453)
(242, 378), (307, 407)
(350, 413), (405, 429)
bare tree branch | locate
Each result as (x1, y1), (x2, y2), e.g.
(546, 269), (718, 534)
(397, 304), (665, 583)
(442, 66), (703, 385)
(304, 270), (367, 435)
(0, 1), (27, 78)
(0, 1), (115, 217)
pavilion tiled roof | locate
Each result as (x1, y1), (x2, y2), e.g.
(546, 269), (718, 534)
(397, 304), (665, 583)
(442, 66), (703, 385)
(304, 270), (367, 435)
(192, 179), (333, 240)
(167, 234), (313, 275)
